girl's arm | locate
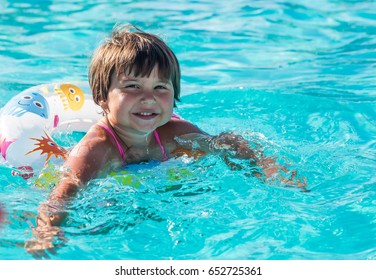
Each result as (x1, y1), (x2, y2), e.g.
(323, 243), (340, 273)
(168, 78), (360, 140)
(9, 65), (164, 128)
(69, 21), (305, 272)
(174, 131), (308, 191)
(40, 127), (121, 226)
(25, 128), (120, 256)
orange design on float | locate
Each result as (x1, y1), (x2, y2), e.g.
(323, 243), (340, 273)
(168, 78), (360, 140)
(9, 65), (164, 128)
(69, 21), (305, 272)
(25, 132), (67, 162)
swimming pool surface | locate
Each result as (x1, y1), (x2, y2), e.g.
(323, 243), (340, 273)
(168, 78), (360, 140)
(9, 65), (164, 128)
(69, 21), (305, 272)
(0, 0), (375, 260)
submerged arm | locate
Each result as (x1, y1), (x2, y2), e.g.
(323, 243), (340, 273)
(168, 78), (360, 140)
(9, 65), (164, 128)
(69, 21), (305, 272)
(175, 132), (308, 191)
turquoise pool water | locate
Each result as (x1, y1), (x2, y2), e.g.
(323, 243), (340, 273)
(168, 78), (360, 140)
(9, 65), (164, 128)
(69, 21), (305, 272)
(0, 0), (375, 260)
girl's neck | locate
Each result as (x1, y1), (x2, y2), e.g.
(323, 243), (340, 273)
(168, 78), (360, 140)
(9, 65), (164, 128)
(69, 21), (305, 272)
(115, 127), (153, 148)
(104, 116), (154, 149)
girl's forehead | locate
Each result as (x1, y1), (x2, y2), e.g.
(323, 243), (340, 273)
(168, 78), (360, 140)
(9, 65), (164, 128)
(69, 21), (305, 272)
(117, 65), (171, 81)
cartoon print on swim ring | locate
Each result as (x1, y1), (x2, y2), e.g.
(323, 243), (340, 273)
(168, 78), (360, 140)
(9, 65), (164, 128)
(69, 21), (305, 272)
(54, 83), (85, 111)
(1, 91), (50, 119)
(25, 131), (67, 162)
(0, 82), (101, 181)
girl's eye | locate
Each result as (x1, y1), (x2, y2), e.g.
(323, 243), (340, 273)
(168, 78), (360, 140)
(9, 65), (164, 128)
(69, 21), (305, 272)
(155, 85), (168, 90)
(125, 84), (139, 89)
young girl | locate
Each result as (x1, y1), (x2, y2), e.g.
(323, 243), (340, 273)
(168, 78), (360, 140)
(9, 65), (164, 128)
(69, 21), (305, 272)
(26, 24), (306, 255)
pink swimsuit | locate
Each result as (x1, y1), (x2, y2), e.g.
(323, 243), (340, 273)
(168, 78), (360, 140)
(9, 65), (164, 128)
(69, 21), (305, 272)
(97, 114), (181, 163)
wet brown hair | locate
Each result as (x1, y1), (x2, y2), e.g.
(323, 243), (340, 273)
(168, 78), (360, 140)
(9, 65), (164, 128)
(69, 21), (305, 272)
(88, 24), (181, 106)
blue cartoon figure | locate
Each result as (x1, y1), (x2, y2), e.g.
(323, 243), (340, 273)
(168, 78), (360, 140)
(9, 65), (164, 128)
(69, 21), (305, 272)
(1, 92), (49, 119)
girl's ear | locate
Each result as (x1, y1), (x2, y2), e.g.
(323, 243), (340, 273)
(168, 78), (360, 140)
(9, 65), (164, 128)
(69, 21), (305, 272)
(99, 100), (109, 114)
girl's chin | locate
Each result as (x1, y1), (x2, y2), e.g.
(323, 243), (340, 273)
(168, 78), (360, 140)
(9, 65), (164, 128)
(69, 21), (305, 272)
(132, 121), (159, 133)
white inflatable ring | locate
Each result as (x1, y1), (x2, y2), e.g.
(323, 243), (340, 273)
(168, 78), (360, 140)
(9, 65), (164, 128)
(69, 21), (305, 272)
(0, 82), (102, 179)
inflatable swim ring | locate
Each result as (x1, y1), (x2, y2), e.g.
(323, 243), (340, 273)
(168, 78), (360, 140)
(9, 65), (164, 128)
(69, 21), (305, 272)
(0, 82), (102, 179)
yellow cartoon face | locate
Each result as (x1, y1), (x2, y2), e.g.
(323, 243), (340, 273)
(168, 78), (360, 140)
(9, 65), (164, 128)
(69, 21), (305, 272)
(55, 83), (85, 111)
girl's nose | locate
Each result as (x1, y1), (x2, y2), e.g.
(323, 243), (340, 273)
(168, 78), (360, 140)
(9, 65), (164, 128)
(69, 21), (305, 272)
(140, 90), (156, 104)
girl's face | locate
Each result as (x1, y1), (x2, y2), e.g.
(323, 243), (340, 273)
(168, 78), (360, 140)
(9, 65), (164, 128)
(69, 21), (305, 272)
(102, 66), (174, 135)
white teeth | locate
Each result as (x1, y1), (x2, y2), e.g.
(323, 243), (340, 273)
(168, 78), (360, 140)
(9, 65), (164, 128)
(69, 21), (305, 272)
(138, 112), (153, 116)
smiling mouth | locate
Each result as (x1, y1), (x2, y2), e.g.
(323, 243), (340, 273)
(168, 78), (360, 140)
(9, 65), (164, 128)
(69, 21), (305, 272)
(133, 112), (158, 119)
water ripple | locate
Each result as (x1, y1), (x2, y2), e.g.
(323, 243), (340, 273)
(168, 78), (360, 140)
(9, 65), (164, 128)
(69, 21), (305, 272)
(0, 0), (375, 260)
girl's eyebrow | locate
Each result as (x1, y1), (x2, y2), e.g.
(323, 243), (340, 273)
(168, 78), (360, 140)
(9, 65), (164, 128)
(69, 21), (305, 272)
(118, 73), (171, 83)
(157, 78), (172, 84)
(119, 75), (138, 82)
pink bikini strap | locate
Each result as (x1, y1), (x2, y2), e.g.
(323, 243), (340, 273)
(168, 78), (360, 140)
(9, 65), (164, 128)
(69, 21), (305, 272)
(153, 114), (181, 161)
(153, 130), (168, 161)
(97, 122), (126, 162)
(171, 113), (181, 120)
(97, 114), (180, 163)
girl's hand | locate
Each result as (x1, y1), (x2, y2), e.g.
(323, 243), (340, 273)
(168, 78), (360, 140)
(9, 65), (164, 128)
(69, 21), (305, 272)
(261, 160), (309, 192)
(24, 206), (68, 259)
(212, 133), (309, 191)
(275, 170), (309, 192)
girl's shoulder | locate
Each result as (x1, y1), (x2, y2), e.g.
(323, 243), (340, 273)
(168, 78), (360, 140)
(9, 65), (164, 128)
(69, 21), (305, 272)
(62, 122), (124, 184)
(162, 117), (202, 134)
(81, 123), (112, 146)
(70, 123), (122, 163)
(157, 116), (209, 143)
